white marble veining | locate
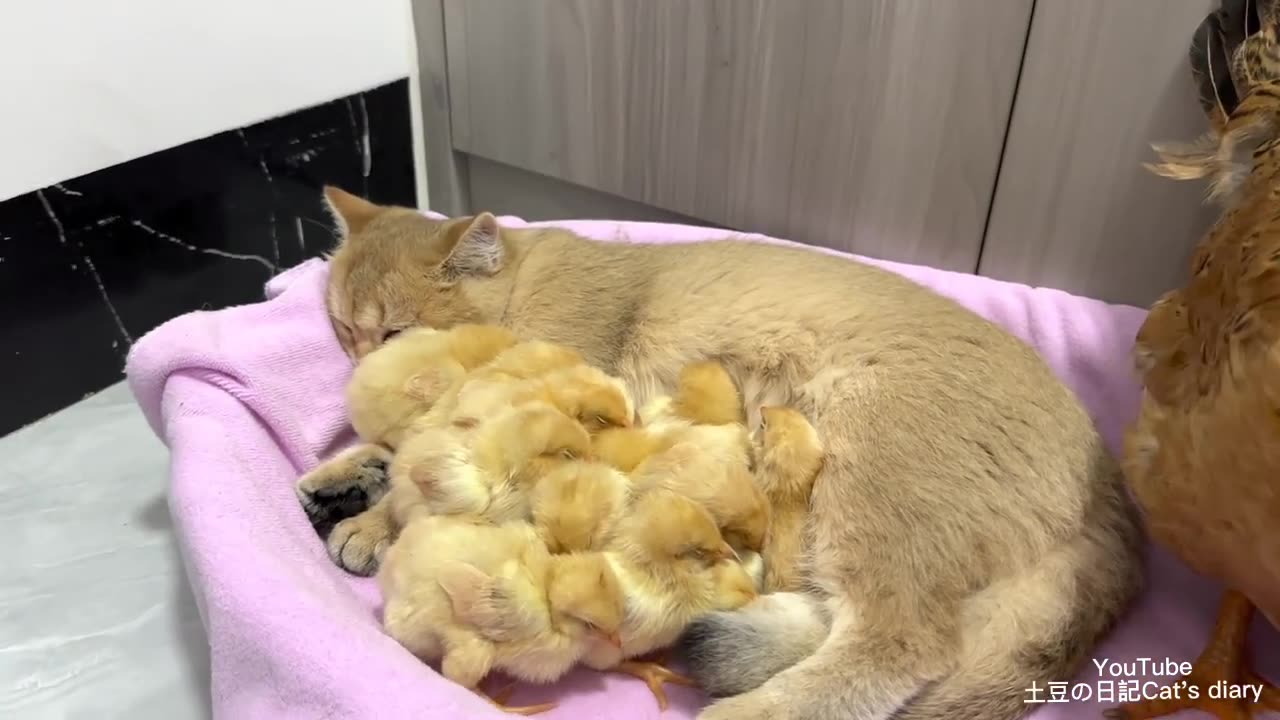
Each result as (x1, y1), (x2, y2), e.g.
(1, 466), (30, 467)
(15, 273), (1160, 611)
(0, 383), (209, 719)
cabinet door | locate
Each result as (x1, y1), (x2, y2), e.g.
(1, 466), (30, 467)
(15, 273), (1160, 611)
(443, 0), (1032, 272)
(978, 0), (1219, 307)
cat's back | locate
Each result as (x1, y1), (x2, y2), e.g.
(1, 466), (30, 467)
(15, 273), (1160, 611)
(629, 237), (1064, 387)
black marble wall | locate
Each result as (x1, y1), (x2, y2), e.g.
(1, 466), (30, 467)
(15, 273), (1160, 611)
(0, 79), (417, 436)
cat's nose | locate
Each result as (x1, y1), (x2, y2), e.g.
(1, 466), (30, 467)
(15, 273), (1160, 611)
(351, 330), (377, 358)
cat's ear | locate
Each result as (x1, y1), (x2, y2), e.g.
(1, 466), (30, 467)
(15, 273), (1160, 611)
(322, 185), (383, 238)
(441, 212), (504, 281)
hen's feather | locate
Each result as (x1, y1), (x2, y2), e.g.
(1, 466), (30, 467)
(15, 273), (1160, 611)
(1133, 15), (1280, 629)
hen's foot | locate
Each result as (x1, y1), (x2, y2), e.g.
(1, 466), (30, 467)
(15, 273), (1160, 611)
(1105, 590), (1254, 720)
(615, 659), (697, 711)
(1243, 670), (1280, 713)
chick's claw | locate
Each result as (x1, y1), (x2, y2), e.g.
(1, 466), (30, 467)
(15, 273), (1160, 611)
(481, 684), (558, 716)
(616, 659), (698, 711)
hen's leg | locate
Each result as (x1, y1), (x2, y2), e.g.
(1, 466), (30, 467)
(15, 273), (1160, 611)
(1243, 670), (1280, 713)
(1106, 590), (1254, 720)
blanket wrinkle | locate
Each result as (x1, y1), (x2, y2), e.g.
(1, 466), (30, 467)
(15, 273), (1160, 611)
(125, 217), (1276, 719)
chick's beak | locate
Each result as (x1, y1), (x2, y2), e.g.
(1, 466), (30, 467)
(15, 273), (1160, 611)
(600, 629), (623, 648)
(718, 542), (740, 563)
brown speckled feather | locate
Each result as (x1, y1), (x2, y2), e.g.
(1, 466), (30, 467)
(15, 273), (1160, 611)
(1129, 2), (1280, 628)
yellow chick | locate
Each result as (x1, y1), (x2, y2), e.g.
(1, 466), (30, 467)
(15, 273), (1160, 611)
(662, 359), (746, 427)
(586, 488), (758, 710)
(529, 461), (632, 553)
(595, 353), (757, 461)
(454, 363), (636, 434)
(530, 365), (636, 433)
(593, 360), (767, 552)
(380, 515), (624, 714)
(346, 324), (518, 447)
(428, 340), (589, 426)
(752, 406), (825, 592)
(638, 360), (747, 435)
(392, 401), (592, 524)
(631, 440), (771, 555)
(590, 426), (676, 474)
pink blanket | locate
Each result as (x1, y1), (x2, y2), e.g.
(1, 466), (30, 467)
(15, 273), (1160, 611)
(127, 217), (1280, 719)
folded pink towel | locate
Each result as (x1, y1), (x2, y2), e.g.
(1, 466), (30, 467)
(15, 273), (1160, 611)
(127, 217), (1280, 719)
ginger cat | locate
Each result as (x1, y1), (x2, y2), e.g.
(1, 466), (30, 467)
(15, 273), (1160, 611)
(308, 186), (1144, 720)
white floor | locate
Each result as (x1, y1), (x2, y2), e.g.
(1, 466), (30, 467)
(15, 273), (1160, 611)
(0, 383), (210, 720)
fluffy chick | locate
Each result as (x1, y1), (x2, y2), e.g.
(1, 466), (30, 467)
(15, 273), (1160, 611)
(502, 364), (636, 434)
(529, 461), (632, 553)
(592, 361), (744, 474)
(600, 361), (765, 553)
(380, 515), (624, 714)
(590, 427), (675, 474)
(392, 401), (592, 524)
(639, 360), (746, 432)
(585, 488), (758, 710)
(632, 440), (771, 555)
(429, 340), (588, 426)
(664, 360), (745, 427)
(346, 324), (518, 447)
(752, 406), (825, 592)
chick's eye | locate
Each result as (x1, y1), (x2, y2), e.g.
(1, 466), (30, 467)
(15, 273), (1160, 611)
(382, 328), (403, 343)
(679, 547), (707, 562)
(560, 448), (578, 460)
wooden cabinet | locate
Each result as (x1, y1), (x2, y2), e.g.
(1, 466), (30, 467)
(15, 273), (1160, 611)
(414, 0), (1221, 306)
(979, 0), (1218, 307)
(438, 0), (1032, 273)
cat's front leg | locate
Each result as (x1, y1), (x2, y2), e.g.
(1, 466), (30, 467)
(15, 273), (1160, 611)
(295, 443), (392, 536)
(296, 443), (397, 574)
(326, 495), (396, 576)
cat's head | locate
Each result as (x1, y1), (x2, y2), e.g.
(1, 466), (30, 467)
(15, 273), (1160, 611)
(322, 186), (509, 358)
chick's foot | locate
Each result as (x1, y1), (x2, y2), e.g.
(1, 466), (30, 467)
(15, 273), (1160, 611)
(479, 683), (557, 716)
(615, 659), (698, 711)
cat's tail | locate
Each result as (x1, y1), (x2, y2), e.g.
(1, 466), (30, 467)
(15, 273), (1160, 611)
(679, 481), (1144, 720)
(677, 591), (831, 697)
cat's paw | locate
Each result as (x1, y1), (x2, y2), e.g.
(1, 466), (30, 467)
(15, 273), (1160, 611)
(327, 510), (394, 576)
(296, 444), (392, 537)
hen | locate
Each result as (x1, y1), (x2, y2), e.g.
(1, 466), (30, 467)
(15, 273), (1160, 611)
(1116, 1), (1280, 717)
